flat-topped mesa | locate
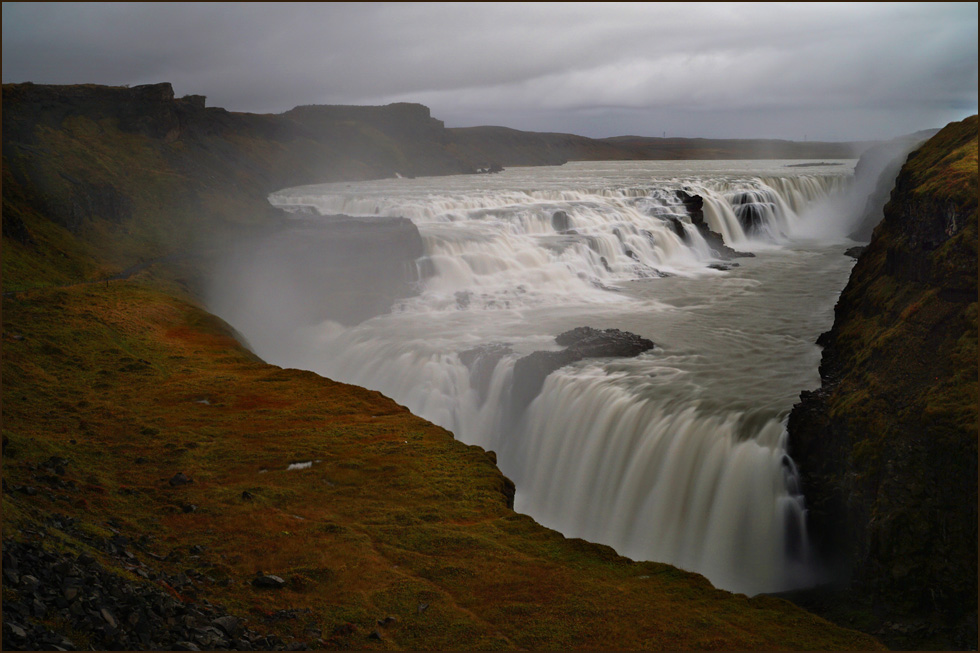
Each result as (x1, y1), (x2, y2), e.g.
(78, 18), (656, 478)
(511, 327), (655, 414)
(282, 102), (446, 141)
(2, 82), (211, 143)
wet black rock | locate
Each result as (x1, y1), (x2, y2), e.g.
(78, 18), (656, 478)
(511, 327), (654, 413)
(454, 290), (472, 309)
(169, 472), (193, 487)
(730, 192), (777, 234)
(666, 216), (688, 240)
(459, 343), (514, 404)
(844, 246), (866, 259)
(252, 575), (287, 589)
(554, 326), (654, 357)
(675, 190), (754, 260)
(551, 210), (571, 232)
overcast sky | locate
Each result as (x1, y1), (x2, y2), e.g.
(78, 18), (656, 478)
(3, 2), (977, 141)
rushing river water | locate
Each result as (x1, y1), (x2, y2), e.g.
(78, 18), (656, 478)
(210, 160), (860, 596)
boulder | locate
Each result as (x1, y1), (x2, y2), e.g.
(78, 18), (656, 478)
(511, 327), (654, 413)
(168, 472), (192, 487)
(212, 615), (242, 638)
(251, 574), (286, 589)
(551, 210), (571, 232)
(554, 326), (654, 358)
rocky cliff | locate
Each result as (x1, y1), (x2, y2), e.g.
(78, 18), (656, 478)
(786, 116), (977, 649)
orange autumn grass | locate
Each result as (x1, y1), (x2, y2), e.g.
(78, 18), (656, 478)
(1, 276), (884, 650)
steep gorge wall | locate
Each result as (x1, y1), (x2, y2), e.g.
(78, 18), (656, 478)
(787, 116), (977, 648)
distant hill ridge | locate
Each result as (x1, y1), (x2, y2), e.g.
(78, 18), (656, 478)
(4, 82), (874, 181)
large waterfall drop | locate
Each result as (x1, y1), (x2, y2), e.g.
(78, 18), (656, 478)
(208, 160), (857, 596)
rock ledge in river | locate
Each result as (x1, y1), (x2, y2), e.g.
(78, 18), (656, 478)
(511, 327), (654, 413)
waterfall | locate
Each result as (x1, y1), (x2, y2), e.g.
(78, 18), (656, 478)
(214, 161), (855, 596)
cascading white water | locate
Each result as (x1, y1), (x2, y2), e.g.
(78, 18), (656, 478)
(210, 160), (857, 596)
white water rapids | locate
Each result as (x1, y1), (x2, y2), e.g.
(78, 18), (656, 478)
(209, 160), (861, 596)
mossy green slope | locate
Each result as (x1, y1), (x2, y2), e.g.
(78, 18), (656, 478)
(787, 116), (977, 649)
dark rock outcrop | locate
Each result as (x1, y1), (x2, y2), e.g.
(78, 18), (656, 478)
(786, 116), (977, 650)
(459, 343), (514, 405)
(551, 210), (571, 232)
(1, 540), (307, 651)
(553, 326), (654, 356)
(729, 190), (777, 235)
(511, 327), (654, 413)
(675, 190), (754, 259)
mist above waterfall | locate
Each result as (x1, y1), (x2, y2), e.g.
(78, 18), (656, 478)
(206, 160), (859, 595)
(791, 134), (934, 241)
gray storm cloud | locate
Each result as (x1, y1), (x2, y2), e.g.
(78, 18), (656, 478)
(3, 2), (977, 140)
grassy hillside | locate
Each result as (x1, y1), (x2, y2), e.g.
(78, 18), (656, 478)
(444, 127), (871, 167)
(599, 135), (869, 160)
(1, 278), (883, 650)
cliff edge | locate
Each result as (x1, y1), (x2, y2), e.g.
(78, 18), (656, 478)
(786, 116), (978, 649)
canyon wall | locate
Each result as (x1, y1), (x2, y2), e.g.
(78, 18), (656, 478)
(787, 116), (977, 649)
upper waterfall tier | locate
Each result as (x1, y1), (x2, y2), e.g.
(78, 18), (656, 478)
(270, 161), (853, 314)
